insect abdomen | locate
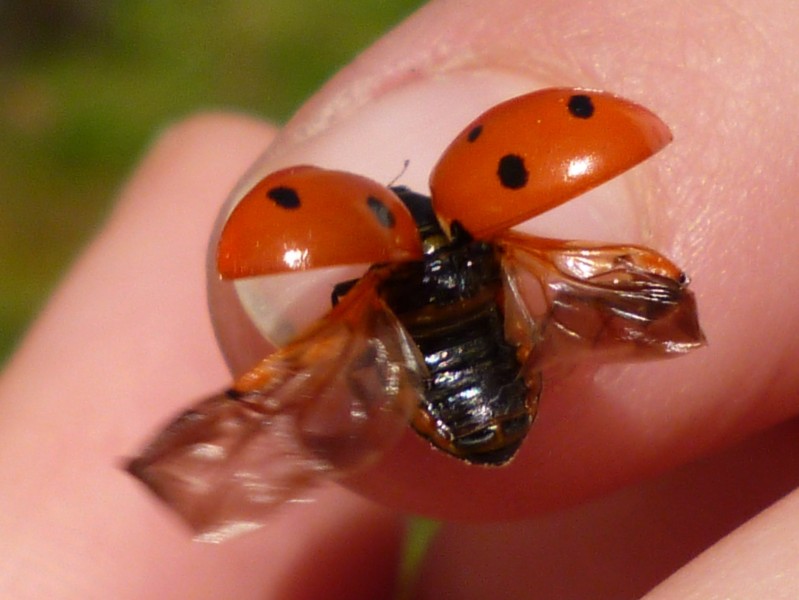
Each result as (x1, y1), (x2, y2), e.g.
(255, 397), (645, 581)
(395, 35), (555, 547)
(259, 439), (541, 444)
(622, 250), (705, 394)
(380, 243), (535, 465)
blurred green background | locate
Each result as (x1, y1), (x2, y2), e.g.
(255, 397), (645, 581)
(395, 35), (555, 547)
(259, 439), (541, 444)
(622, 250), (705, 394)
(0, 0), (425, 365)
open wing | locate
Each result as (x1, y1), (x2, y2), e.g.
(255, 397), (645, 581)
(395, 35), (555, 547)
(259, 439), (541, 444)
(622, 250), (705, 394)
(498, 230), (705, 372)
(127, 267), (425, 541)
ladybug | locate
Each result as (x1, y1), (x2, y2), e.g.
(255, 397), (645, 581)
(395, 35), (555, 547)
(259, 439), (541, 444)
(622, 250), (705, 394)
(128, 88), (704, 538)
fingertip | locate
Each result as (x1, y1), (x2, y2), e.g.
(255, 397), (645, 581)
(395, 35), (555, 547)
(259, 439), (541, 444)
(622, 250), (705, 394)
(171, 1), (799, 527)
(1, 111), (279, 434)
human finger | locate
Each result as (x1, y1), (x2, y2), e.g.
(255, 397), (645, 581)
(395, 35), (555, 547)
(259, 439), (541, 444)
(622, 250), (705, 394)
(0, 114), (402, 599)
(211, 0), (799, 520)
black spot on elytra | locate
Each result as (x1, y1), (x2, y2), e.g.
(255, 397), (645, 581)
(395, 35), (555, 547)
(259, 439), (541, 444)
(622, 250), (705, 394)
(497, 154), (528, 189)
(267, 186), (301, 209)
(568, 94), (594, 119)
(467, 125), (483, 142)
(367, 196), (395, 228)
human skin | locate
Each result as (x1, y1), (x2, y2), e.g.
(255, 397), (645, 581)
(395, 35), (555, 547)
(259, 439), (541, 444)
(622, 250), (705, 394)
(2, 0), (799, 598)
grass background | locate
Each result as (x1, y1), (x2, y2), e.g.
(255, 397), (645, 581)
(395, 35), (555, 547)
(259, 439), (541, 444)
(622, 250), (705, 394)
(0, 0), (426, 364)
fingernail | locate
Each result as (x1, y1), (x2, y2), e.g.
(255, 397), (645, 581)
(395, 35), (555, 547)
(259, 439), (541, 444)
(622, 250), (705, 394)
(210, 71), (672, 373)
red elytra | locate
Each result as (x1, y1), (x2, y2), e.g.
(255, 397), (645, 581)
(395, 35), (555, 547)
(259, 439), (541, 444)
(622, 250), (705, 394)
(217, 88), (672, 278)
(217, 166), (423, 279)
(429, 87), (672, 238)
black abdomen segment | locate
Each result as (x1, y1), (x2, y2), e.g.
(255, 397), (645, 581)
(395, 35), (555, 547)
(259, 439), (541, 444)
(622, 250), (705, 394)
(379, 241), (533, 465)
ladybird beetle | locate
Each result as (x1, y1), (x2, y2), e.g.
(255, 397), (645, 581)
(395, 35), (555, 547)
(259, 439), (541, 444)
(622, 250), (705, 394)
(128, 88), (705, 538)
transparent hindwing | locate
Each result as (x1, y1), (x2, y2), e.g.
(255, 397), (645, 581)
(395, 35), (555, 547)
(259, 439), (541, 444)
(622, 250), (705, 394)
(127, 267), (425, 540)
(498, 230), (705, 373)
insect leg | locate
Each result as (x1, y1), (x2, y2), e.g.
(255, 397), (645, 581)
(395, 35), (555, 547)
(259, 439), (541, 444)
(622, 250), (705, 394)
(331, 277), (361, 306)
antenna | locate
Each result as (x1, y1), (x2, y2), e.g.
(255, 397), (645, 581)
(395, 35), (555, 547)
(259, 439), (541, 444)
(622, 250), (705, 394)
(387, 159), (410, 187)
